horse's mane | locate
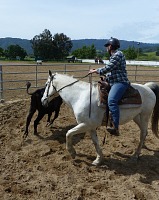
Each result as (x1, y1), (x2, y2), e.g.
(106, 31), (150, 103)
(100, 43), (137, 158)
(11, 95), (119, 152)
(56, 73), (97, 88)
(57, 73), (77, 82)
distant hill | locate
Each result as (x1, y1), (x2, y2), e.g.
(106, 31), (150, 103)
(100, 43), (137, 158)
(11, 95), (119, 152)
(0, 37), (159, 55)
(71, 39), (159, 52)
(0, 37), (33, 54)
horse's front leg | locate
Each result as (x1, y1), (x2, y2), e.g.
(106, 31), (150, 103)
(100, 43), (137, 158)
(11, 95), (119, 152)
(66, 123), (87, 159)
(90, 130), (104, 165)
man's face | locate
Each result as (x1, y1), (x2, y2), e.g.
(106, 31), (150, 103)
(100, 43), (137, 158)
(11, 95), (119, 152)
(106, 45), (112, 52)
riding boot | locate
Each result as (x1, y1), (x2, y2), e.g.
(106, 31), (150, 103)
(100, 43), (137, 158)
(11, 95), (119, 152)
(106, 127), (120, 136)
(106, 113), (120, 136)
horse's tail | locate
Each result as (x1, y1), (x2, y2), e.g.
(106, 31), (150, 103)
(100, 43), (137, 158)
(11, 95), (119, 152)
(145, 82), (159, 138)
(26, 81), (34, 95)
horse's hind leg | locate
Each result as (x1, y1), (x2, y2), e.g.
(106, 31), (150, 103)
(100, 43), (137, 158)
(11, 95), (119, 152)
(90, 130), (104, 165)
(133, 114), (149, 159)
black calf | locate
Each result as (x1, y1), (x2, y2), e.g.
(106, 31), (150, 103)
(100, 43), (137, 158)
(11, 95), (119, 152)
(24, 82), (63, 138)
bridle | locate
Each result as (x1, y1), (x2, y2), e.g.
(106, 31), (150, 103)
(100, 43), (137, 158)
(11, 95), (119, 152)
(45, 73), (91, 98)
(45, 74), (57, 98)
(45, 73), (93, 118)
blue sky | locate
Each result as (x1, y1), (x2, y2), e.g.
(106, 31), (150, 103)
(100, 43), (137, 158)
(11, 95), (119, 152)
(1, 0), (159, 43)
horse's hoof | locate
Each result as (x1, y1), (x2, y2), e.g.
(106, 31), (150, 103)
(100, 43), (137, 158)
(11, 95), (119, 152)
(46, 122), (52, 127)
(129, 155), (139, 163)
(92, 158), (103, 166)
(70, 153), (76, 159)
(23, 133), (27, 140)
(71, 149), (76, 159)
(68, 148), (76, 159)
(34, 131), (38, 135)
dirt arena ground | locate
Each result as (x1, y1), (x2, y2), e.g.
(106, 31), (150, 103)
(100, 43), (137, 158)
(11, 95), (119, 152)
(0, 62), (159, 199)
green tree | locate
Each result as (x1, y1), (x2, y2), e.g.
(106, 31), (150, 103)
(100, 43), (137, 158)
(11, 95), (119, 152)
(123, 46), (137, 60)
(72, 44), (96, 59)
(88, 44), (96, 58)
(31, 29), (54, 60)
(5, 45), (27, 60)
(156, 47), (159, 56)
(53, 33), (73, 60)
(31, 29), (72, 60)
(0, 47), (4, 57)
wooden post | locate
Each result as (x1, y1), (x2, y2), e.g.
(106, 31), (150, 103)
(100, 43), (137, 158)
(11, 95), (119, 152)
(135, 65), (137, 82)
(35, 64), (38, 87)
(0, 65), (4, 102)
(64, 64), (66, 74)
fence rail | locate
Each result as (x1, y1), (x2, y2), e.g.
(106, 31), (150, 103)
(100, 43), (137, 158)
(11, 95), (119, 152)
(0, 63), (159, 101)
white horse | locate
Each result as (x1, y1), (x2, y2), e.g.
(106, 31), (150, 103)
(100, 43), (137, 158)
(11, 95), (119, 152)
(41, 71), (159, 165)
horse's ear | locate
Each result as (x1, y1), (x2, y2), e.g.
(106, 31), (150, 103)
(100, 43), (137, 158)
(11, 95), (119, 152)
(49, 70), (52, 77)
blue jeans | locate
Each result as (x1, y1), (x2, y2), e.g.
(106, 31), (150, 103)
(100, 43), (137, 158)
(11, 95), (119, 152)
(108, 82), (129, 129)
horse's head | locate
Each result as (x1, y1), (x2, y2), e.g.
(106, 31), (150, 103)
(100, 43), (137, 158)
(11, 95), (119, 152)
(41, 70), (57, 107)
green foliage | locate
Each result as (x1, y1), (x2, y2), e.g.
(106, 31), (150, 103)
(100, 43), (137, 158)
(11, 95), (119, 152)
(123, 46), (137, 60)
(31, 29), (72, 60)
(0, 47), (4, 57)
(72, 44), (96, 59)
(53, 33), (73, 60)
(103, 51), (109, 59)
(141, 51), (159, 61)
(31, 29), (53, 60)
(156, 47), (159, 56)
(156, 51), (159, 56)
(4, 44), (27, 60)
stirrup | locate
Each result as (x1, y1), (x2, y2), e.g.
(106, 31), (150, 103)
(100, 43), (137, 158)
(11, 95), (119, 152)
(106, 127), (120, 136)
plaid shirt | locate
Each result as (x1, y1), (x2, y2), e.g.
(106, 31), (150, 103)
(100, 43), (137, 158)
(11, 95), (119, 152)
(97, 50), (130, 86)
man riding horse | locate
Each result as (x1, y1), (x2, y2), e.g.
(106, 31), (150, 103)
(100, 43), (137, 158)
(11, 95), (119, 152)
(89, 37), (130, 136)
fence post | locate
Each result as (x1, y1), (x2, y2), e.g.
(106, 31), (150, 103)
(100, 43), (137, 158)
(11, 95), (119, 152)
(64, 64), (66, 74)
(35, 64), (38, 87)
(0, 65), (4, 102)
(135, 65), (137, 82)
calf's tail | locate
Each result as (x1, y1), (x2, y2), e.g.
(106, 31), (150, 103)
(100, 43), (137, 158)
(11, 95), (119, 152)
(26, 81), (35, 95)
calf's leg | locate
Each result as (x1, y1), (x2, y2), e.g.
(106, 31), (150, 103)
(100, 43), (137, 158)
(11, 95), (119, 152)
(24, 108), (36, 138)
(34, 112), (45, 134)
(47, 108), (60, 126)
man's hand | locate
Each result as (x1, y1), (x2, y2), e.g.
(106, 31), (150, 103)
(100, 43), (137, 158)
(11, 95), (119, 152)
(89, 69), (98, 74)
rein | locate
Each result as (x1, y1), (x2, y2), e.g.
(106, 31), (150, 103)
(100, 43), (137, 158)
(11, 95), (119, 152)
(55, 73), (91, 93)
(89, 73), (92, 118)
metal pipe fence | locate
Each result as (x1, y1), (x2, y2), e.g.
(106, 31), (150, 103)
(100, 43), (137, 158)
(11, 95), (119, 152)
(0, 63), (159, 101)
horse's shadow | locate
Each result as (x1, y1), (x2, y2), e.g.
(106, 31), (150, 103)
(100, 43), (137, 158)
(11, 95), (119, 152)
(35, 124), (86, 145)
(74, 146), (159, 184)
(27, 126), (159, 184)
(104, 152), (159, 184)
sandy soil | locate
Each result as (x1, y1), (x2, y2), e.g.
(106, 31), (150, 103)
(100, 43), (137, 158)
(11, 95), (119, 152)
(0, 97), (159, 200)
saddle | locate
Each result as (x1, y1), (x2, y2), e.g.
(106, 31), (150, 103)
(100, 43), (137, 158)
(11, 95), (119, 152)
(98, 78), (142, 128)
(98, 78), (142, 106)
